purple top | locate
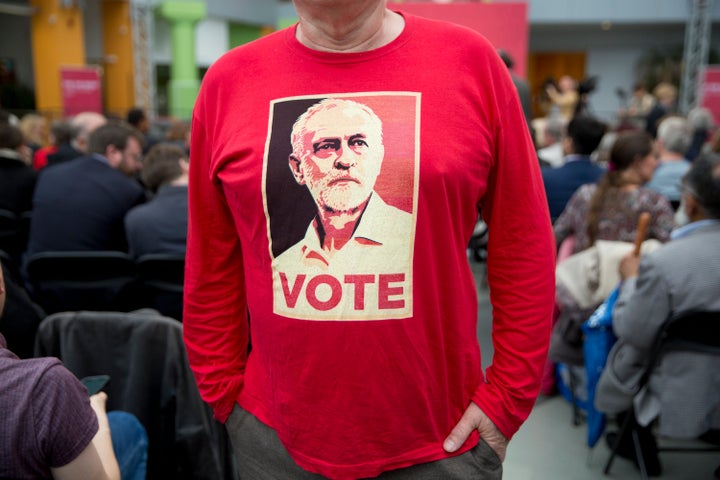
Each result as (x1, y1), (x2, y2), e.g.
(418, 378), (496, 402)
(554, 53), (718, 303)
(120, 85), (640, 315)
(554, 184), (675, 253)
(0, 333), (98, 479)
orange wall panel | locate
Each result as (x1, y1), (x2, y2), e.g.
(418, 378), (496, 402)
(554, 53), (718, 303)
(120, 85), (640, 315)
(102, 0), (136, 118)
(30, 0), (86, 115)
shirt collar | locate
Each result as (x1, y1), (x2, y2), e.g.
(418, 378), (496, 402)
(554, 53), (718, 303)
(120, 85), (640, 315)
(298, 193), (390, 263)
(0, 148), (23, 161)
(564, 154), (590, 164)
(670, 219), (720, 240)
(91, 153), (110, 165)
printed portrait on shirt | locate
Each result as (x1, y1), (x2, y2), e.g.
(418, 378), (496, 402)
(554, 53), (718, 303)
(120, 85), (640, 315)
(263, 93), (420, 321)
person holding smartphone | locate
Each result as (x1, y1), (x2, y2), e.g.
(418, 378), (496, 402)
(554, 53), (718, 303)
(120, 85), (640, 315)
(0, 261), (147, 480)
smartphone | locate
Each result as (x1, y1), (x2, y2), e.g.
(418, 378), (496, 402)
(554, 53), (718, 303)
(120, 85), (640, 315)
(81, 375), (110, 396)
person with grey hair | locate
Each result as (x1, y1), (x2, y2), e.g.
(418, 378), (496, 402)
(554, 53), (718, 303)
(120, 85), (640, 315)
(47, 111), (107, 166)
(536, 118), (565, 167)
(647, 115), (692, 208)
(596, 153), (720, 477)
(685, 107), (714, 161)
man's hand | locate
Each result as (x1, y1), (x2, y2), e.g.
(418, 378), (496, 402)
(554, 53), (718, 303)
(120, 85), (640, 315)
(443, 402), (508, 461)
(619, 252), (641, 280)
(89, 392), (110, 430)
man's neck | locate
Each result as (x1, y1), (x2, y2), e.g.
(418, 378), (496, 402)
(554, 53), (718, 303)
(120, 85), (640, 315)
(316, 199), (369, 253)
(295, 4), (404, 53)
(170, 173), (189, 186)
(659, 151), (685, 162)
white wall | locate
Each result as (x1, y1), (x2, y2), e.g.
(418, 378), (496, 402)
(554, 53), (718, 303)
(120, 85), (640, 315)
(154, 17), (229, 67)
(528, 23), (720, 124)
(528, 0), (720, 24)
(206, 0), (276, 25)
(195, 18), (229, 67)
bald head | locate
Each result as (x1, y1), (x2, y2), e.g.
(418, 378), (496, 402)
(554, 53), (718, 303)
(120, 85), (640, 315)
(71, 111), (107, 153)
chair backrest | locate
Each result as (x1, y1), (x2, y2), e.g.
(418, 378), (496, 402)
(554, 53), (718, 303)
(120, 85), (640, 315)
(136, 253), (185, 290)
(643, 310), (720, 386)
(25, 251), (138, 314)
(34, 310), (235, 479)
(136, 254), (185, 321)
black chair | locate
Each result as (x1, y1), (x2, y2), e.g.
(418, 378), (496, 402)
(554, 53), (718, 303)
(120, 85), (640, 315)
(25, 251), (139, 314)
(604, 311), (720, 479)
(136, 253), (185, 321)
(34, 309), (237, 479)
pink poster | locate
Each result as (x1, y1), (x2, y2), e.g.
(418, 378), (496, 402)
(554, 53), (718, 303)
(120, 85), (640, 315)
(397, 2), (529, 77)
(700, 66), (720, 125)
(60, 66), (102, 116)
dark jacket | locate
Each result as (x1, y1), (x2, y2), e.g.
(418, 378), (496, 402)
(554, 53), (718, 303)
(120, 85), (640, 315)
(542, 157), (605, 221)
(46, 144), (83, 166)
(26, 156), (146, 257)
(35, 309), (236, 480)
(0, 154), (36, 214)
(125, 185), (188, 259)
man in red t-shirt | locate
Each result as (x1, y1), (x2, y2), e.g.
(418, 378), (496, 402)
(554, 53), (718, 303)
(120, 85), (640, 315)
(183, 1), (556, 478)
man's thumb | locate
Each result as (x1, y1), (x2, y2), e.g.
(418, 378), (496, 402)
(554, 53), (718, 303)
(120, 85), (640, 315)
(443, 417), (474, 453)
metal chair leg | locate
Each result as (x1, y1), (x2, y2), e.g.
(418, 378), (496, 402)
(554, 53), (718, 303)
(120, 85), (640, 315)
(603, 411), (634, 475)
(632, 428), (648, 480)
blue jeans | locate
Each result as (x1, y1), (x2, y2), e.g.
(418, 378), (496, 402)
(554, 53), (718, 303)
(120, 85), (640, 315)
(108, 411), (149, 480)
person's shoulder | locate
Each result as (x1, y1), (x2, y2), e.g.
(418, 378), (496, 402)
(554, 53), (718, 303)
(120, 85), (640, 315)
(580, 182), (597, 191)
(574, 182), (596, 197)
(6, 355), (70, 393)
(644, 231), (703, 269)
(541, 164), (559, 180)
(637, 186), (670, 204)
(124, 201), (150, 225)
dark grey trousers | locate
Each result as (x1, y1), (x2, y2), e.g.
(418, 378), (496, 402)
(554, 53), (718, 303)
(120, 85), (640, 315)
(226, 404), (503, 479)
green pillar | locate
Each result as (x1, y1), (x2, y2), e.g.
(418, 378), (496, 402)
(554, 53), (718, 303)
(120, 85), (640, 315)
(159, 1), (206, 119)
(229, 23), (262, 49)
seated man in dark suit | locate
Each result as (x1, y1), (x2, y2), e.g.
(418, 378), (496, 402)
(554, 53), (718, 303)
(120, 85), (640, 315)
(125, 143), (188, 258)
(542, 115), (607, 221)
(596, 154), (720, 476)
(26, 122), (147, 257)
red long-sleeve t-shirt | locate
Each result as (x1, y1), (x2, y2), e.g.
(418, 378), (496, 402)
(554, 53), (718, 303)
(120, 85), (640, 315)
(184, 12), (555, 479)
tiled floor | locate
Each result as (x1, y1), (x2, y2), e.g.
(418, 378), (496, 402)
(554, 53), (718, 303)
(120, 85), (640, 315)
(471, 259), (720, 480)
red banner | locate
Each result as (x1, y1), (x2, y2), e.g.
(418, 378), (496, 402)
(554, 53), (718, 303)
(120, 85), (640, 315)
(700, 65), (720, 125)
(60, 66), (102, 116)
(395, 2), (528, 77)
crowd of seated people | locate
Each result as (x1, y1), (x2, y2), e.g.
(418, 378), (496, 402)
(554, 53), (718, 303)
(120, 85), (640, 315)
(549, 130), (675, 367)
(3, 73), (720, 476)
(0, 107), (219, 479)
(0, 107), (190, 341)
(596, 155), (720, 477)
(535, 77), (719, 477)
